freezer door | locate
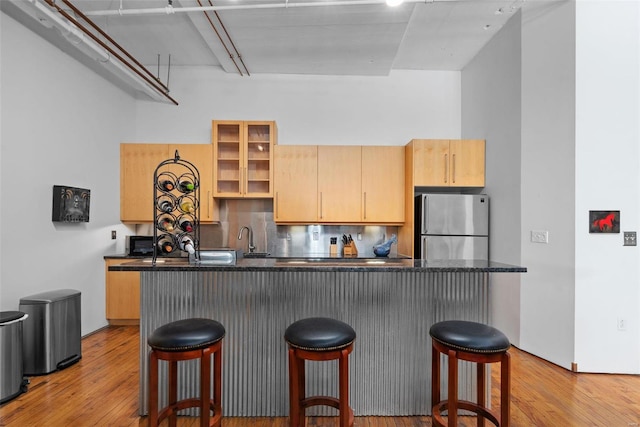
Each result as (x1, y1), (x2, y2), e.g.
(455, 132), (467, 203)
(421, 236), (489, 260)
(420, 194), (489, 236)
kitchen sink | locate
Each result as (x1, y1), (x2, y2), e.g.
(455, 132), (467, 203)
(243, 252), (270, 258)
(190, 249), (239, 265)
(274, 257), (409, 266)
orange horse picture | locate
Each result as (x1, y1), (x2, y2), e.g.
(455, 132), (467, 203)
(589, 211), (620, 233)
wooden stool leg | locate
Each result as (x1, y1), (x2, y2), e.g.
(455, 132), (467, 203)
(501, 351), (511, 427)
(447, 349), (457, 427)
(477, 362), (486, 427)
(149, 351), (159, 427)
(339, 348), (350, 427)
(214, 345), (223, 427)
(432, 344), (440, 410)
(168, 360), (178, 427)
(289, 348), (301, 427)
(200, 348), (211, 427)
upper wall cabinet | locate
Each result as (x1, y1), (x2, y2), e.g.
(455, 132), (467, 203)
(212, 120), (276, 198)
(120, 143), (218, 223)
(274, 145), (404, 224)
(273, 145), (318, 223)
(410, 139), (485, 187)
(361, 146), (405, 223)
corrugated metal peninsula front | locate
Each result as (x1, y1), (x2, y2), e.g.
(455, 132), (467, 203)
(138, 269), (489, 417)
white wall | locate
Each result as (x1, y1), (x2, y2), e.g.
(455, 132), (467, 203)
(518, 1), (577, 370)
(0, 12), (136, 334)
(574, 0), (640, 373)
(461, 10), (523, 346)
(133, 67), (462, 146)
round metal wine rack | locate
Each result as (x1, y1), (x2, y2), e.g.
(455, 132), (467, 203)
(152, 150), (201, 265)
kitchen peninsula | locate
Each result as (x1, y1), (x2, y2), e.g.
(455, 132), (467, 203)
(111, 258), (525, 416)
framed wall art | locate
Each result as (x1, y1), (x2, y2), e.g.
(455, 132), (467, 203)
(52, 185), (91, 223)
(589, 210), (619, 233)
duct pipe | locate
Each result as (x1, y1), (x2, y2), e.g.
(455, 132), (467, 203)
(84, 0), (438, 17)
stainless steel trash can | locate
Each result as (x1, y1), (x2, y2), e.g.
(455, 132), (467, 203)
(0, 311), (29, 404)
(19, 289), (82, 375)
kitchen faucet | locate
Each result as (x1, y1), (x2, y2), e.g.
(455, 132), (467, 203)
(237, 226), (256, 253)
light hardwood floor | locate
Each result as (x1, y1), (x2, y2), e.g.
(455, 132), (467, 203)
(1, 326), (639, 426)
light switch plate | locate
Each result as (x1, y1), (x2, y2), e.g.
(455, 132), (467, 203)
(623, 231), (636, 246)
(531, 230), (548, 244)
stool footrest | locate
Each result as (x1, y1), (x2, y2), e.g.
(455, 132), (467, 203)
(302, 395), (339, 409)
(157, 400), (222, 427)
(433, 399), (501, 427)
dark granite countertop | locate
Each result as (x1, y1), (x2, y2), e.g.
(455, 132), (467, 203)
(108, 257), (526, 273)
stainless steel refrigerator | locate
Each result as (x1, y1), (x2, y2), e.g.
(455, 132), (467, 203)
(415, 194), (489, 260)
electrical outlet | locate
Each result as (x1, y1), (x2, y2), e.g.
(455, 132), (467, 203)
(111, 230), (117, 240)
(357, 233), (362, 241)
(623, 231), (636, 246)
(286, 232), (291, 241)
(617, 317), (627, 331)
(312, 231), (319, 241)
(531, 230), (548, 244)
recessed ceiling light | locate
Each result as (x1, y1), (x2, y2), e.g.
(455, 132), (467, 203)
(386, 0), (404, 6)
(495, 7), (504, 15)
(484, 24), (492, 30)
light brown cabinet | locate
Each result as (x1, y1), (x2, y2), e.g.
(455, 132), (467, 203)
(212, 120), (276, 198)
(361, 146), (405, 223)
(274, 145), (404, 224)
(318, 146), (362, 222)
(411, 139), (485, 187)
(273, 145), (318, 222)
(120, 143), (218, 223)
(105, 259), (140, 325)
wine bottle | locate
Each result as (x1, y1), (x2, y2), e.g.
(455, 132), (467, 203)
(157, 194), (176, 213)
(157, 215), (175, 232)
(178, 216), (194, 232)
(179, 199), (195, 214)
(179, 234), (196, 254)
(158, 179), (175, 192)
(178, 178), (195, 193)
(157, 235), (175, 254)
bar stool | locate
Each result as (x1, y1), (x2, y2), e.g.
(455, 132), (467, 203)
(285, 317), (356, 427)
(430, 320), (511, 427)
(148, 318), (225, 427)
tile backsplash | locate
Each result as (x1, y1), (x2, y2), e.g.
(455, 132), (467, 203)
(135, 199), (400, 257)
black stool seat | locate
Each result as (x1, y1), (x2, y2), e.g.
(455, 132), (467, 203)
(148, 318), (225, 352)
(286, 317), (356, 427)
(285, 317), (356, 351)
(148, 318), (225, 427)
(430, 320), (511, 427)
(430, 320), (510, 354)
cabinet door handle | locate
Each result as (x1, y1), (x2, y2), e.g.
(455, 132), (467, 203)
(319, 192), (323, 219)
(275, 192), (279, 219)
(452, 154), (456, 183)
(363, 192), (367, 219)
(444, 154), (448, 183)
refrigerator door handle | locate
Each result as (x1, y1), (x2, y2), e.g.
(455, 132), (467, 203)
(421, 237), (427, 260)
(422, 195), (428, 234)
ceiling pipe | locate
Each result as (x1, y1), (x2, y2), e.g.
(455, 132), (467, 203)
(208, 0), (250, 76)
(22, 0), (178, 104)
(196, 0), (244, 76)
(52, 0), (172, 94)
(84, 0), (437, 17)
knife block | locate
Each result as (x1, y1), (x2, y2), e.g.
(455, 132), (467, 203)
(343, 241), (358, 257)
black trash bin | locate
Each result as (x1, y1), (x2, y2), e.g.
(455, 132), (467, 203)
(0, 311), (29, 404)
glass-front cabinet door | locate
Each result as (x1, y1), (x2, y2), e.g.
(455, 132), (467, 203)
(213, 120), (276, 198)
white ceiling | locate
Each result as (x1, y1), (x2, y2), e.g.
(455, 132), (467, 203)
(3, 0), (565, 77)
